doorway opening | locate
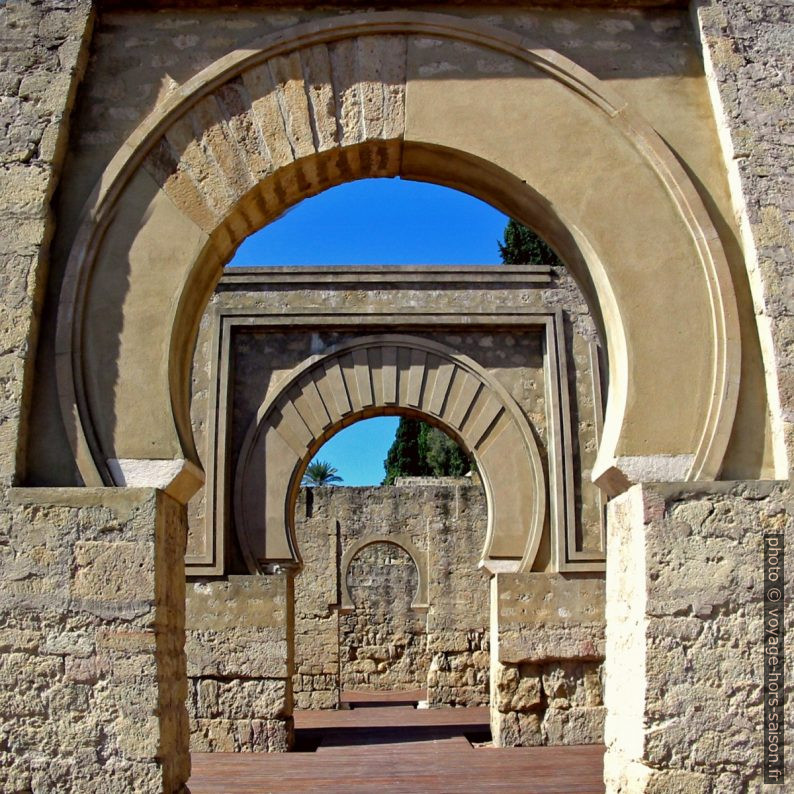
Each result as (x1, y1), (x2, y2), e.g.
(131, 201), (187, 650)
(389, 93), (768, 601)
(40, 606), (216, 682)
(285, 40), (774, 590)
(291, 416), (492, 752)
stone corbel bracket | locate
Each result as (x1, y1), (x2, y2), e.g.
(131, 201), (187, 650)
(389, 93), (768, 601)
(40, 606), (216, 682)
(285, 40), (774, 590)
(338, 534), (429, 614)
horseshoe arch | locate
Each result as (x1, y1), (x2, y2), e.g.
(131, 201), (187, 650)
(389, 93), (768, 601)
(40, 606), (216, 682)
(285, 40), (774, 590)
(55, 11), (741, 498)
(234, 336), (546, 574)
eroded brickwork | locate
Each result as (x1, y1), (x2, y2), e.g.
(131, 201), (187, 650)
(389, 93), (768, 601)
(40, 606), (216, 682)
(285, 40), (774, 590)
(1, 2), (790, 789)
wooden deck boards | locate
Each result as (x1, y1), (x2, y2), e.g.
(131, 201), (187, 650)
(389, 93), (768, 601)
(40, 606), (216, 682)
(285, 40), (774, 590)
(294, 705), (491, 730)
(340, 688), (426, 706)
(189, 705), (606, 793)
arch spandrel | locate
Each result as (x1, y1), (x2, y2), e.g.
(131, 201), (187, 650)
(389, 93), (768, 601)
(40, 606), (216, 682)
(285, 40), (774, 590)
(234, 336), (546, 574)
(56, 11), (741, 498)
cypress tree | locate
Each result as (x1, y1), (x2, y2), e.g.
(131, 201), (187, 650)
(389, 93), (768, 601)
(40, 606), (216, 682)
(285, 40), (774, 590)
(383, 418), (471, 484)
(498, 218), (562, 266)
(382, 418), (425, 484)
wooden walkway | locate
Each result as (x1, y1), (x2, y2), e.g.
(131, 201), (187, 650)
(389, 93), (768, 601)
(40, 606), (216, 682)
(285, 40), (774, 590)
(189, 694), (605, 793)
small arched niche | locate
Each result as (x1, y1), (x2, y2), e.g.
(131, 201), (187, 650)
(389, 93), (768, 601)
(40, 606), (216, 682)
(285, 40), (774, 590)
(340, 540), (427, 694)
(340, 535), (428, 613)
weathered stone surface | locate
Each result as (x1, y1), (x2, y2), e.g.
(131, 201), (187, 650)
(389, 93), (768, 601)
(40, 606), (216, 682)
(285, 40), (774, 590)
(187, 265), (605, 578)
(697, 1), (794, 479)
(493, 659), (605, 748)
(0, 488), (189, 793)
(490, 572), (606, 748)
(495, 573), (606, 662)
(341, 541), (427, 691)
(543, 706), (606, 746)
(0, 0), (93, 486)
(2, 3), (790, 789)
(190, 717), (292, 753)
(291, 483), (491, 708)
(605, 481), (793, 792)
(185, 574), (293, 751)
(190, 678), (288, 721)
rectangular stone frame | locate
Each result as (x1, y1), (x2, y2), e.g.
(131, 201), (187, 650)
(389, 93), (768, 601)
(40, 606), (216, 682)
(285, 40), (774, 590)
(188, 268), (605, 575)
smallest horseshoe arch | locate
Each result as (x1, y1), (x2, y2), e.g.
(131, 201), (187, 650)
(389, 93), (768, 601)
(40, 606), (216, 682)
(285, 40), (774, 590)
(339, 535), (429, 613)
(234, 335), (546, 574)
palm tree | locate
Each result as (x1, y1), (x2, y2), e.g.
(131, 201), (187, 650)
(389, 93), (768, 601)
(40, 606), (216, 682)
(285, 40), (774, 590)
(301, 459), (343, 487)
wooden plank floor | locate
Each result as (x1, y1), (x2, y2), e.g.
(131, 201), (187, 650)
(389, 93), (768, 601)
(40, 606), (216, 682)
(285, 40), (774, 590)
(294, 705), (491, 729)
(340, 688), (427, 706)
(189, 703), (606, 793)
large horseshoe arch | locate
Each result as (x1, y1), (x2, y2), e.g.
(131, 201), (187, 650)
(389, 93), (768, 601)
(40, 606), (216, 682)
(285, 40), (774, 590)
(55, 11), (742, 499)
(234, 336), (546, 573)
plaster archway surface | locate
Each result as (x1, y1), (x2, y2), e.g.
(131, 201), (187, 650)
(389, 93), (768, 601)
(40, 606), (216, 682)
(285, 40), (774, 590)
(55, 11), (741, 498)
(234, 335), (546, 573)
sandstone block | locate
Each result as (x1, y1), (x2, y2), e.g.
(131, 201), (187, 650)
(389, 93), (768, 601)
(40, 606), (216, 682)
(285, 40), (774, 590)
(543, 706), (605, 745)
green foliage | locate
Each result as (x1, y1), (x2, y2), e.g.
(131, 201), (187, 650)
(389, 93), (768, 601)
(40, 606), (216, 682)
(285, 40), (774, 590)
(498, 218), (562, 266)
(302, 459), (343, 486)
(382, 418), (470, 484)
(382, 418), (423, 484)
(421, 423), (469, 478)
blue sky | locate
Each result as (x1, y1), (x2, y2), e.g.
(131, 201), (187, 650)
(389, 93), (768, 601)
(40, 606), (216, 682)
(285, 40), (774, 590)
(308, 417), (400, 486)
(228, 177), (508, 266)
(228, 177), (509, 484)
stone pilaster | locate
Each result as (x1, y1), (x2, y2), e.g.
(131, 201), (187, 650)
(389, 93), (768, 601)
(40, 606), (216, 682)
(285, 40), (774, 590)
(695, 0), (794, 478)
(604, 481), (792, 792)
(0, 0), (94, 484)
(0, 487), (190, 793)
(185, 574), (294, 752)
(490, 572), (606, 747)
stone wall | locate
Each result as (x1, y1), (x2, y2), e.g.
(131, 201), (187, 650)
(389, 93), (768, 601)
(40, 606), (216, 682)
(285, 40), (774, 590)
(185, 483), (608, 748)
(0, 0), (93, 485)
(604, 481), (793, 792)
(490, 573), (606, 747)
(185, 575), (293, 752)
(0, 488), (189, 793)
(426, 482), (492, 708)
(292, 483), (491, 709)
(340, 542), (427, 692)
(187, 266), (607, 576)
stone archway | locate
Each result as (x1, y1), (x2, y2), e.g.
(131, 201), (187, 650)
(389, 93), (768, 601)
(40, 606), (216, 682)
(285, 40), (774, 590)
(339, 534), (428, 612)
(55, 11), (741, 503)
(234, 335), (546, 573)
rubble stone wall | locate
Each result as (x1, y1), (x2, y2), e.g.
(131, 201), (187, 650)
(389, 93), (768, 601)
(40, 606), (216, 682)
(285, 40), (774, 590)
(0, 0), (93, 485)
(0, 488), (189, 793)
(604, 481), (793, 792)
(340, 541), (427, 693)
(696, 0), (794, 478)
(291, 483), (491, 709)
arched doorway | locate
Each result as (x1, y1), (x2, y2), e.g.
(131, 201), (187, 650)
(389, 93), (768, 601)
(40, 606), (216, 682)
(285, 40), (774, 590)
(234, 335), (546, 573)
(39, 10), (763, 790)
(55, 12), (741, 502)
